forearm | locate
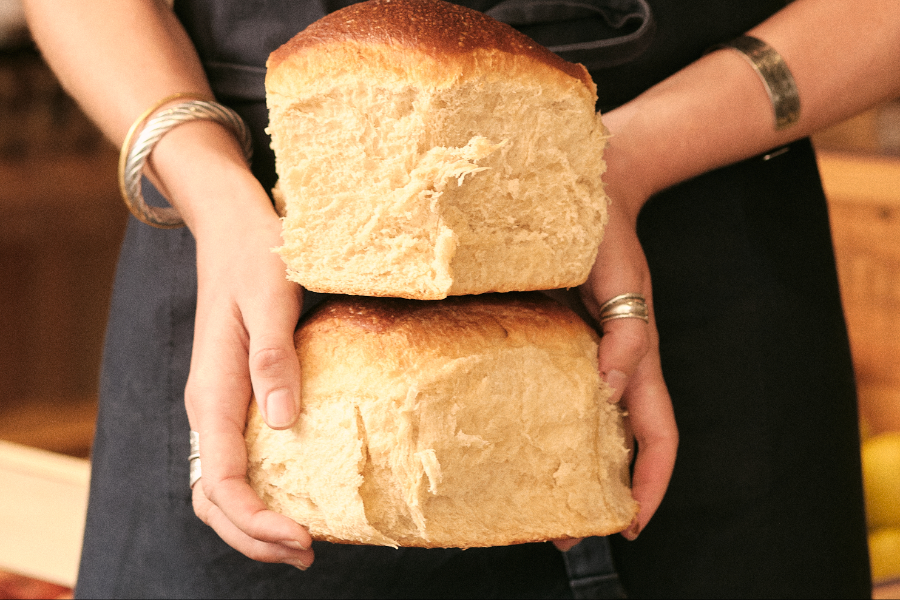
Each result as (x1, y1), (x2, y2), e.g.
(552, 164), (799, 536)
(604, 0), (900, 216)
(27, 0), (313, 566)
(24, 0), (209, 143)
(23, 0), (270, 237)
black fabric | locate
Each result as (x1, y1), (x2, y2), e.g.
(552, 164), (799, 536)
(76, 186), (575, 600)
(76, 0), (872, 598)
(562, 536), (626, 599)
(172, 0), (791, 111)
(610, 140), (872, 599)
(485, 0), (656, 70)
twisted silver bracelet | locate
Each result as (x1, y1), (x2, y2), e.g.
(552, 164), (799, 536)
(119, 99), (254, 229)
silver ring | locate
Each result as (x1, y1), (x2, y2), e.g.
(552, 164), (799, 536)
(189, 430), (202, 488)
(598, 293), (649, 325)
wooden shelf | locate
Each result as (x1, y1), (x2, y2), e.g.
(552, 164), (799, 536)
(0, 148), (126, 424)
(0, 441), (90, 589)
(0, 396), (97, 459)
(818, 150), (900, 435)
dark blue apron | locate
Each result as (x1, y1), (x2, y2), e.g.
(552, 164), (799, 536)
(76, 1), (871, 598)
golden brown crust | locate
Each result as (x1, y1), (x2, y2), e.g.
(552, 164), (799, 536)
(268, 0), (592, 89)
(296, 292), (601, 344)
(309, 521), (632, 549)
(249, 292), (636, 548)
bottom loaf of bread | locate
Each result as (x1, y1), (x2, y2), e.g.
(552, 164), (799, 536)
(245, 292), (638, 548)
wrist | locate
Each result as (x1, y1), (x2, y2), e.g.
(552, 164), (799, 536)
(601, 109), (655, 227)
(146, 119), (277, 238)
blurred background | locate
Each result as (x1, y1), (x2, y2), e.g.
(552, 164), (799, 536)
(0, 0), (898, 598)
(0, 0), (123, 461)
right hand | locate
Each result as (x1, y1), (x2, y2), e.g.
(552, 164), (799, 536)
(167, 124), (315, 570)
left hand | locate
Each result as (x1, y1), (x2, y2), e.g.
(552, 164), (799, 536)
(553, 130), (678, 552)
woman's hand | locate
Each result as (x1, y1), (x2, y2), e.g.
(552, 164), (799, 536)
(186, 212), (314, 568)
(163, 124), (315, 570)
(554, 128), (678, 552)
(24, 0), (317, 569)
(552, 0), (900, 554)
(579, 194), (678, 542)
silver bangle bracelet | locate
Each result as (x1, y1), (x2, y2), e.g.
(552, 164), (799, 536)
(119, 99), (254, 229)
(714, 35), (801, 131)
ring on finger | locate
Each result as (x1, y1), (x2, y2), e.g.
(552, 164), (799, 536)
(598, 293), (649, 325)
(189, 430), (202, 488)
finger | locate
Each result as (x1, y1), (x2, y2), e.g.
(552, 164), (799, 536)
(193, 482), (314, 569)
(194, 403), (314, 554)
(579, 224), (653, 404)
(240, 271), (304, 431)
(619, 350), (678, 540)
(247, 329), (302, 430)
(552, 537), (584, 552)
(596, 316), (651, 404)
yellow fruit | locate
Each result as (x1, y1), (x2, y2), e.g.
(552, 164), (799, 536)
(862, 432), (900, 529)
(869, 528), (900, 582)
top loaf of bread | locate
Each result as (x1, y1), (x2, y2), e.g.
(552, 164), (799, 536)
(267, 0), (609, 299)
(266, 0), (595, 94)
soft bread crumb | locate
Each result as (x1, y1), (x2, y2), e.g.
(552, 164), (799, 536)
(266, 0), (608, 299)
(245, 294), (638, 548)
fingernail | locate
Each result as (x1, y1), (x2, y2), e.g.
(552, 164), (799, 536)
(604, 370), (627, 403)
(621, 519), (641, 541)
(281, 539), (309, 552)
(288, 560), (310, 571)
(265, 388), (296, 428)
(555, 538), (582, 552)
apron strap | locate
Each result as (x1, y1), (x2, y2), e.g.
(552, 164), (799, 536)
(561, 536), (628, 599)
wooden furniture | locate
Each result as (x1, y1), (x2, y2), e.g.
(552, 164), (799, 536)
(0, 441), (90, 589)
(818, 150), (900, 436)
(0, 48), (125, 460)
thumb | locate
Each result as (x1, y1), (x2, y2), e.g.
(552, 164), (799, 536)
(243, 282), (303, 430)
(249, 332), (301, 430)
(596, 317), (650, 404)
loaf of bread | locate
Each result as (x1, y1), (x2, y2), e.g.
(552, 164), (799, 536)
(245, 293), (637, 548)
(266, 0), (609, 300)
